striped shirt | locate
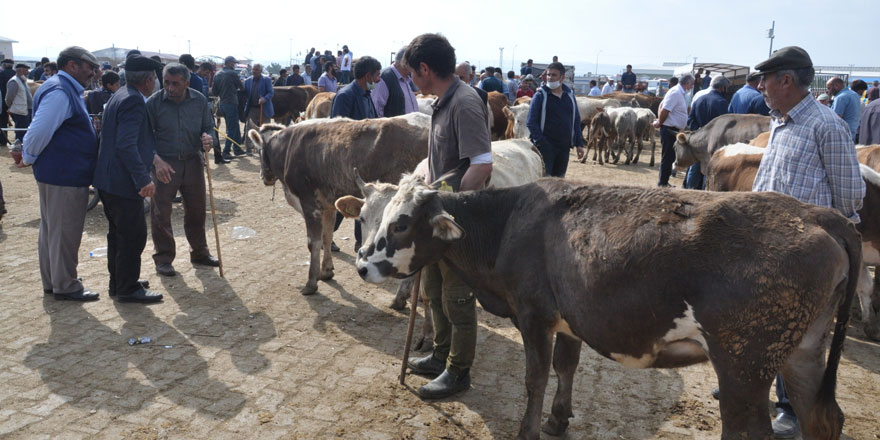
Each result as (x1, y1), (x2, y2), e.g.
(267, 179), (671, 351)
(753, 93), (864, 222)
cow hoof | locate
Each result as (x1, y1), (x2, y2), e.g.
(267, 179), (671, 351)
(389, 299), (408, 311)
(319, 270), (334, 281)
(301, 284), (318, 296)
(414, 337), (433, 352)
(541, 418), (569, 436)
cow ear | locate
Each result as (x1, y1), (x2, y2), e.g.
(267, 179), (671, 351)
(248, 129), (264, 148)
(676, 132), (688, 144)
(430, 213), (464, 242)
(502, 106), (513, 119)
(335, 196), (364, 219)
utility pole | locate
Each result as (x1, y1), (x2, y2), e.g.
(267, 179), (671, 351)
(498, 47), (504, 69)
(511, 45), (517, 71)
(289, 39), (293, 68)
(187, 40), (191, 54)
(767, 21), (775, 57)
(595, 50), (602, 77)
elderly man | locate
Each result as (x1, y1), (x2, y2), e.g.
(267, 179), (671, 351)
(243, 63), (274, 131)
(6, 63), (33, 146)
(858, 89), (880, 144)
(146, 63), (219, 277)
(653, 72), (694, 187)
(405, 33), (493, 400)
(93, 55), (164, 303)
(827, 76), (861, 139)
(728, 72), (771, 115)
(0, 59), (15, 146)
(526, 62), (584, 177)
(17, 47), (101, 301)
(212, 56), (245, 159)
(684, 75), (729, 189)
(456, 62), (488, 106)
(753, 46), (864, 439)
(372, 48), (418, 117)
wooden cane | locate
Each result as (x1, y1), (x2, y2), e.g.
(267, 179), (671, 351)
(399, 269), (423, 385)
(203, 147), (224, 278)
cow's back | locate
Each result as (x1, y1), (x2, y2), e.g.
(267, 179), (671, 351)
(703, 114), (771, 154)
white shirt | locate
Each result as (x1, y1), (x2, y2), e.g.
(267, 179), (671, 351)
(601, 83), (614, 95)
(341, 53), (352, 71)
(659, 84), (688, 129)
(301, 72), (312, 86)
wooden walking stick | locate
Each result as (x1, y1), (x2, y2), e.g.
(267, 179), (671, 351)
(399, 269), (423, 385)
(203, 145), (224, 278)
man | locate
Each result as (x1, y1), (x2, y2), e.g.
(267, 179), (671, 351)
(868, 80), (880, 102)
(286, 65), (305, 86)
(858, 93), (880, 144)
(372, 49), (418, 117)
(30, 58), (48, 80)
(817, 93), (831, 106)
(653, 72), (694, 187)
(179, 54), (204, 99)
(505, 71), (518, 104)
(753, 46), (864, 439)
(601, 79), (614, 95)
(621, 64), (637, 93)
(827, 76), (861, 139)
(693, 68), (704, 94)
(455, 62), (488, 107)
(587, 80), (601, 96)
(17, 46), (101, 301)
(684, 76), (729, 189)
(41, 62), (57, 80)
(520, 59), (533, 76)
(197, 62), (213, 97)
(92, 55), (164, 303)
(311, 55), (324, 82)
(404, 33), (492, 400)
(479, 66), (504, 93)
(0, 59), (15, 146)
(5, 63), (33, 146)
(526, 62), (584, 177)
(85, 70), (120, 116)
(146, 63), (220, 277)
(243, 63), (274, 131)
(304, 47), (315, 71)
(317, 61), (338, 93)
(340, 45), (353, 84)
(301, 64), (313, 86)
(212, 56), (245, 158)
(275, 68), (289, 87)
(728, 72), (771, 115)
(701, 70), (712, 90)
(851, 79), (868, 109)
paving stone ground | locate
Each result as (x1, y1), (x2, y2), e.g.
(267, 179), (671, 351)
(1, 142), (879, 439)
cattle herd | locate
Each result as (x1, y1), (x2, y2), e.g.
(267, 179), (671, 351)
(235, 85), (877, 439)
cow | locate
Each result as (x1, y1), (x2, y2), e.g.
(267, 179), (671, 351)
(417, 97), (435, 116)
(706, 143), (880, 340)
(749, 131), (770, 147)
(580, 110), (611, 165)
(605, 107), (638, 164)
(298, 85), (320, 106)
(271, 86), (311, 125)
(632, 108), (657, 166)
(304, 92), (335, 120)
(487, 91), (509, 141)
(673, 114), (770, 175)
(576, 96), (620, 127)
(513, 95), (532, 106)
(247, 112), (431, 295)
(502, 103), (530, 139)
(352, 174), (860, 440)
(601, 91), (663, 115)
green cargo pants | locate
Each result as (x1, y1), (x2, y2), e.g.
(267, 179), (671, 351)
(422, 260), (477, 378)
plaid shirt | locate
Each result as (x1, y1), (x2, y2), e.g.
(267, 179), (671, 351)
(753, 93), (865, 222)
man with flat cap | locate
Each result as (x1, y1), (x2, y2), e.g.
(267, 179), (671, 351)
(0, 59), (15, 147)
(752, 45), (864, 438)
(728, 71), (770, 116)
(212, 56), (245, 159)
(92, 55), (165, 303)
(17, 46), (101, 301)
(5, 63), (33, 147)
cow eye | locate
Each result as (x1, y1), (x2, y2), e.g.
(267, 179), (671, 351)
(393, 223), (408, 233)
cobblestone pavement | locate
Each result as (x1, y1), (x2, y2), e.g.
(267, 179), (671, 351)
(1, 146), (878, 439)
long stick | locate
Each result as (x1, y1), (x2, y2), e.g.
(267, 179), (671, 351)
(399, 270), (423, 385)
(204, 152), (224, 278)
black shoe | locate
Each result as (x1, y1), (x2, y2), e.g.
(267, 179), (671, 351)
(156, 263), (176, 276)
(53, 289), (99, 302)
(191, 255), (220, 267)
(232, 148), (247, 157)
(109, 280), (150, 297)
(215, 156), (232, 164)
(330, 241), (340, 252)
(222, 153), (234, 161)
(711, 387), (720, 400)
(408, 354), (446, 377)
(44, 277), (84, 294)
(116, 288), (163, 303)
(172, 195), (182, 203)
(417, 369), (471, 399)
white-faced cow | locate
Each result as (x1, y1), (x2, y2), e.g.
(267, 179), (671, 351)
(248, 112), (430, 295)
(354, 174), (860, 440)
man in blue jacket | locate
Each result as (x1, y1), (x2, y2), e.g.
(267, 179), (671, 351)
(243, 63), (274, 131)
(526, 62), (584, 177)
(92, 55), (164, 303)
(684, 75), (730, 189)
(728, 72), (770, 116)
(17, 46), (101, 301)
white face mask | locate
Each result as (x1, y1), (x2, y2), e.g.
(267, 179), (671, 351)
(546, 81), (561, 89)
(366, 81), (376, 91)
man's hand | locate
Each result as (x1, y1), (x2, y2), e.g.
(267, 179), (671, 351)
(576, 147), (585, 160)
(258, 97), (266, 105)
(201, 133), (213, 152)
(153, 155), (175, 184)
(10, 149), (22, 165)
(92, 116), (102, 132)
(652, 119), (660, 129)
(139, 181), (155, 198)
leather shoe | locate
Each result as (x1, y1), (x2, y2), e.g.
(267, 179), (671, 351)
(417, 369), (470, 399)
(109, 280), (150, 297)
(44, 277), (84, 294)
(116, 288), (163, 303)
(222, 153), (234, 161)
(156, 263), (176, 276)
(191, 255), (220, 267)
(771, 412), (799, 439)
(215, 156), (232, 164)
(408, 354), (446, 377)
(53, 289), (99, 302)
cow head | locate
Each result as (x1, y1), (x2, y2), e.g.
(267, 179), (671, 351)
(673, 132), (697, 168)
(502, 103), (531, 139)
(350, 173), (464, 283)
(247, 123), (286, 186)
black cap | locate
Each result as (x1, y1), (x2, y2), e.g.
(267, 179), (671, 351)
(125, 54), (162, 72)
(1, 59), (13, 64)
(754, 46), (813, 75)
(126, 49), (141, 59)
(224, 56), (236, 64)
(15, 63), (29, 69)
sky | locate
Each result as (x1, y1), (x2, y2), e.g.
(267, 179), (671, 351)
(3, 0), (877, 76)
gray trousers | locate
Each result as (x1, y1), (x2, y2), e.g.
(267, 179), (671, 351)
(38, 182), (88, 294)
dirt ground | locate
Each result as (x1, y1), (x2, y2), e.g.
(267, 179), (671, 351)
(1, 132), (879, 440)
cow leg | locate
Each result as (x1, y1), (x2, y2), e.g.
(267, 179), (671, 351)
(624, 133), (635, 165)
(869, 269), (880, 340)
(857, 264), (880, 340)
(390, 276), (414, 310)
(713, 364), (775, 439)
(318, 207), (335, 281)
(633, 132), (643, 164)
(516, 320), (554, 440)
(649, 130), (657, 167)
(541, 333), (582, 436)
(416, 294), (434, 352)
(301, 209), (323, 295)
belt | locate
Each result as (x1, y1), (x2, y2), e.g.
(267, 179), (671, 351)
(160, 151), (201, 161)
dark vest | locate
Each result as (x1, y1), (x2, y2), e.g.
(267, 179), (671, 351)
(473, 86), (488, 106)
(32, 74), (98, 187)
(380, 67), (405, 117)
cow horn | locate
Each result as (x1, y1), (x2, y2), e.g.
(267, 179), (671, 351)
(354, 168), (366, 191)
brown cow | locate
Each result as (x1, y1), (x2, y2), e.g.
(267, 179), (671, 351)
(247, 112), (430, 295)
(581, 110), (611, 164)
(514, 95), (532, 106)
(749, 131), (770, 147)
(298, 85), (319, 106)
(355, 174), (860, 440)
(304, 92), (335, 120)
(271, 86), (310, 124)
(674, 114), (770, 174)
(487, 91), (509, 141)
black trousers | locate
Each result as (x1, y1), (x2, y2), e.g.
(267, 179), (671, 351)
(334, 213), (362, 244)
(99, 190), (147, 296)
(658, 125), (679, 186)
(0, 108), (9, 146)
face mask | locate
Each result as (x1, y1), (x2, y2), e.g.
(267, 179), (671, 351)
(366, 81), (376, 91)
(547, 81), (561, 89)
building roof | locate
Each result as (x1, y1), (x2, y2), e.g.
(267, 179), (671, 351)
(91, 47), (179, 64)
(0, 36), (18, 43)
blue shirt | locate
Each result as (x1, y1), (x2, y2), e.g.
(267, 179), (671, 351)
(526, 85), (584, 148)
(588, 86), (601, 96)
(330, 81), (377, 121)
(621, 71), (637, 90)
(189, 72), (204, 98)
(688, 90), (728, 130)
(831, 88), (862, 139)
(480, 76), (505, 94)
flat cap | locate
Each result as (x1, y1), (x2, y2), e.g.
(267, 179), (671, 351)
(755, 46), (812, 75)
(125, 54), (162, 72)
(747, 71), (762, 82)
(817, 93), (830, 101)
(15, 63), (29, 69)
(224, 56), (236, 64)
(59, 46), (100, 68)
(1, 59), (13, 64)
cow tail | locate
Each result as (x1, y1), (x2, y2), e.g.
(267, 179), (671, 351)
(808, 219), (860, 439)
